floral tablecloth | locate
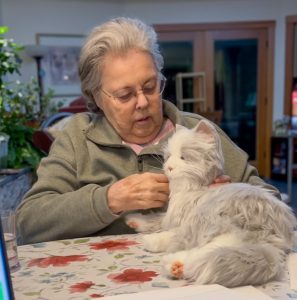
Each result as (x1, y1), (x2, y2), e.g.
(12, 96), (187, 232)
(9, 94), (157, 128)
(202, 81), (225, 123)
(11, 234), (297, 300)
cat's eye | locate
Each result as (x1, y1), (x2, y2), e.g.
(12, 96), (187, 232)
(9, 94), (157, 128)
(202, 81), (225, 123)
(180, 156), (185, 160)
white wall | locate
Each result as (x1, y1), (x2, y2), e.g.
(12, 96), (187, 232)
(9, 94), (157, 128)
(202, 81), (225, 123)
(1, 0), (123, 104)
(1, 0), (123, 78)
(0, 0), (3, 26)
(0, 0), (297, 120)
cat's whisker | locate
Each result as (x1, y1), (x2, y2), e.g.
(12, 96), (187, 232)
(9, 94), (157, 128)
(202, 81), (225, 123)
(150, 152), (164, 165)
(148, 165), (163, 171)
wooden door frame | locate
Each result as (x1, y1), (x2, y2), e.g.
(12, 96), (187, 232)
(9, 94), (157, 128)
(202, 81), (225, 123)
(154, 21), (275, 178)
(284, 15), (297, 116)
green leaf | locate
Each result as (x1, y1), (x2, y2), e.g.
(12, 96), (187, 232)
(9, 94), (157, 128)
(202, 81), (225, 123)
(0, 26), (9, 34)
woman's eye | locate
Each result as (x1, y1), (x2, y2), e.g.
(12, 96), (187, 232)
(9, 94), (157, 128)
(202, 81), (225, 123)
(116, 91), (133, 102)
(143, 82), (157, 95)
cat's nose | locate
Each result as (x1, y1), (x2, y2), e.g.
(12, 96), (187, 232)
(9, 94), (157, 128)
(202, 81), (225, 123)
(168, 166), (173, 172)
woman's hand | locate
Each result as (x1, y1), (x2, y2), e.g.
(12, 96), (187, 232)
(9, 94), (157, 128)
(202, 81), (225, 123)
(209, 174), (231, 187)
(107, 172), (169, 214)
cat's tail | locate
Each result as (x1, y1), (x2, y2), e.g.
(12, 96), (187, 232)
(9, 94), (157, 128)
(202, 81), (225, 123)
(170, 236), (286, 287)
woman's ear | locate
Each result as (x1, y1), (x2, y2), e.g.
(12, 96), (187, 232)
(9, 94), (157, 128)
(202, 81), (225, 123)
(94, 93), (103, 110)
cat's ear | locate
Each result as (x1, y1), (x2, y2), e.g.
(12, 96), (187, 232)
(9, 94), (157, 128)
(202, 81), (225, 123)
(194, 120), (216, 139)
(175, 124), (186, 132)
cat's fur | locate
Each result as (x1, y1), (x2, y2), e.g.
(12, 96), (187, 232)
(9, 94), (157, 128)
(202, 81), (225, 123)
(125, 120), (297, 287)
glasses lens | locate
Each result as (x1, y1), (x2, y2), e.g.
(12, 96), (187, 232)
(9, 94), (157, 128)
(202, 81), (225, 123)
(106, 74), (166, 103)
(114, 89), (134, 103)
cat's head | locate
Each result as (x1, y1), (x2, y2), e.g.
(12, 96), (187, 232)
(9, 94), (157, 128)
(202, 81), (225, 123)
(163, 120), (224, 187)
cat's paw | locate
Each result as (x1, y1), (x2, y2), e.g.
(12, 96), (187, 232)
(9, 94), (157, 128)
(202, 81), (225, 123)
(143, 233), (165, 252)
(143, 231), (174, 253)
(125, 213), (151, 233)
(162, 251), (188, 279)
(171, 261), (184, 279)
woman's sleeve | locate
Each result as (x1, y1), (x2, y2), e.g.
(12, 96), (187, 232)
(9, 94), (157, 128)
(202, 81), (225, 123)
(218, 129), (281, 199)
(16, 131), (119, 244)
(239, 162), (281, 199)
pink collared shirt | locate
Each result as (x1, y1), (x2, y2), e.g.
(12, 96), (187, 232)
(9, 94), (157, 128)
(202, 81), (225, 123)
(123, 118), (175, 154)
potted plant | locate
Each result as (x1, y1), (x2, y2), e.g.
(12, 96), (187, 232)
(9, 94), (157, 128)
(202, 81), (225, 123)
(0, 26), (59, 171)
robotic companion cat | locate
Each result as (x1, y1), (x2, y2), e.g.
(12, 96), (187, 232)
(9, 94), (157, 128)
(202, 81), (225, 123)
(126, 120), (297, 287)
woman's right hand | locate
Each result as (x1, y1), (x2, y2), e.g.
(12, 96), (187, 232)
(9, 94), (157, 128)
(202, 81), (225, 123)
(107, 172), (169, 214)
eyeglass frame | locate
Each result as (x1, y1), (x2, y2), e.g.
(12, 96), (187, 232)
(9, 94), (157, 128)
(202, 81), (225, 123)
(100, 73), (166, 104)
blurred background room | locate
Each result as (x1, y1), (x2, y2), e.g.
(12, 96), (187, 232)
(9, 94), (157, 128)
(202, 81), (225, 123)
(0, 0), (297, 214)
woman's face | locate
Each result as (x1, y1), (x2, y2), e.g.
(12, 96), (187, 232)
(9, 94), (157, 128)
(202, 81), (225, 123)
(96, 49), (164, 144)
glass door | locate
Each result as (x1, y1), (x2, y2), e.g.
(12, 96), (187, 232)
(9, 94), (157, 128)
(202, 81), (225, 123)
(155, 24), (273, 177)
(159, 41), (193, 106)
(157, 31), (203, 112)
(205, 29), (269, 173)
(214, 39), (258, 160)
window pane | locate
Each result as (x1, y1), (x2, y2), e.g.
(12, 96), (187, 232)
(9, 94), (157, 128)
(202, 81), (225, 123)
(159, 41), (193, 110)
(214, 39), (258, 160)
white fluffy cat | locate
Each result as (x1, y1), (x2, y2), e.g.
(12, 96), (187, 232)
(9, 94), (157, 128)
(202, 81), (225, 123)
(125, 120), (297, 287)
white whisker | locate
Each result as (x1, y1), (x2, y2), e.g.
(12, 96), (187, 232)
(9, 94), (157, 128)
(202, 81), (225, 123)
(148, 165), (163, 171)
(150, 153), (164, 165)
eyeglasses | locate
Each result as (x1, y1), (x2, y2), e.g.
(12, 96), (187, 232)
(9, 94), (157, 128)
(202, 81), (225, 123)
(101, 74), (166, 104)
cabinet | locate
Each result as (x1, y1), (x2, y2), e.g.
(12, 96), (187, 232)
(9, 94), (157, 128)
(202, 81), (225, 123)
(271, 136), (297, 180)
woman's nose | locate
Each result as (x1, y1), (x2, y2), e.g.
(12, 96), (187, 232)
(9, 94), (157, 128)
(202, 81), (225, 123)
(135, 91), (149, 109)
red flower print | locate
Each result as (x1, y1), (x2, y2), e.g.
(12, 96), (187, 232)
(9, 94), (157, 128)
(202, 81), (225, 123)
(89, 239), (138, 251)
(69, 281), (95, 293)
(90, 294), (104, 298)
(28, 255), (88, 268)
(108, 268), (158, 283)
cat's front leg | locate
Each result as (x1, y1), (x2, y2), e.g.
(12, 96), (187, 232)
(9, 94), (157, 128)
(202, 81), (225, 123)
(143, 231), (175, 253)
(125, 212), (164, 233)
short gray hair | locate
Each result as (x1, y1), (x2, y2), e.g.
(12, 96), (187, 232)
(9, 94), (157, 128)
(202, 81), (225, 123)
(79, 17), (164, 113)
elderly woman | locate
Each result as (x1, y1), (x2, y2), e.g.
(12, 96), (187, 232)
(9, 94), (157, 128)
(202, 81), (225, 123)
(16, 17), (279, 244)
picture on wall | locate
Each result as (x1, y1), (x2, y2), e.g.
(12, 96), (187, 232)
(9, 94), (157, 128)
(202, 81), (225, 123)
(37, 33), (85, 97)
